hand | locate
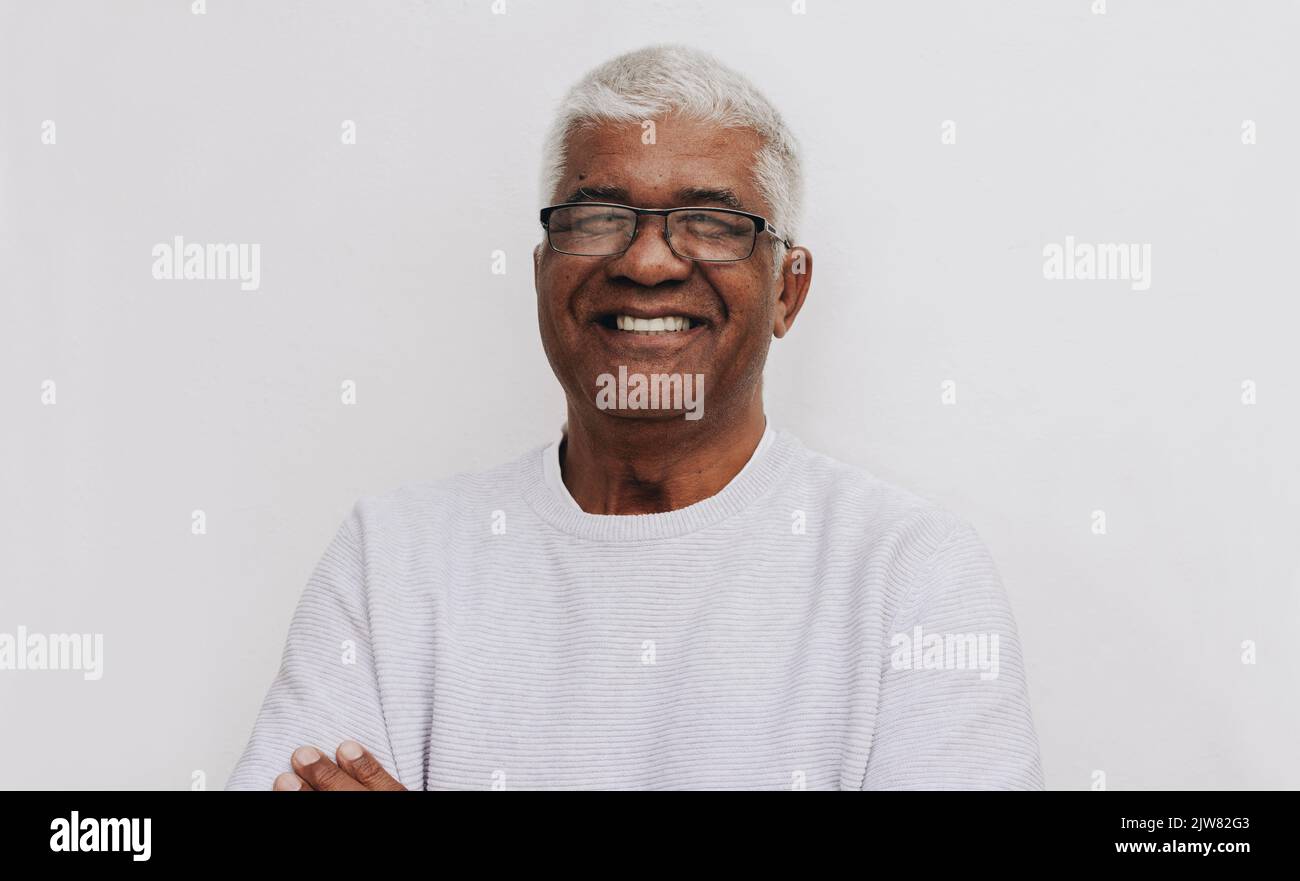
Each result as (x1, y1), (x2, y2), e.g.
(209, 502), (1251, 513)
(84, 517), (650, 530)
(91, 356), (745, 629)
(273, 740), (407, 791)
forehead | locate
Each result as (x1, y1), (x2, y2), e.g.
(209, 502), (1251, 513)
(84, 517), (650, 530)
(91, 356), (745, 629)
(558, 114), (768, 211)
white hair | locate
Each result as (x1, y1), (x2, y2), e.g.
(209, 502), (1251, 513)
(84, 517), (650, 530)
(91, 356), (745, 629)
(539, 45), (804, 245)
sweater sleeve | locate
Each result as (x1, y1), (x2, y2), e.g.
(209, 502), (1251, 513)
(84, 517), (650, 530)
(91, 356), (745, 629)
(862, 519), (1044, 790)
(224, 508), (400, 790)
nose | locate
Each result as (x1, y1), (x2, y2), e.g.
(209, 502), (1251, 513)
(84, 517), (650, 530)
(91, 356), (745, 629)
(605, 214), (693, 287)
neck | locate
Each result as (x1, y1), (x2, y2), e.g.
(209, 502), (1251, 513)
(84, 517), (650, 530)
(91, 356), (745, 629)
(559, 396), (767, 515)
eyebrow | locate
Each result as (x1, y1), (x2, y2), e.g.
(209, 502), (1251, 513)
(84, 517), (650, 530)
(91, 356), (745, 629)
(675, 187), (745, 210)
(560, 185), (747, 211)
(562, 185), (628, 204)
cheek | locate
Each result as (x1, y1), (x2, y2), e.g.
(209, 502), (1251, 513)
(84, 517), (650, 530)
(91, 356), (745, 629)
(538, 262), (588, 315)
(712, 271), (777, 335)
(535, 268), (567, 328)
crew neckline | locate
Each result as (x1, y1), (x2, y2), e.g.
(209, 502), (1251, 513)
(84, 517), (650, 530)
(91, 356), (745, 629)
(542, 422), (775, 514)
(520, 427), (800, 542)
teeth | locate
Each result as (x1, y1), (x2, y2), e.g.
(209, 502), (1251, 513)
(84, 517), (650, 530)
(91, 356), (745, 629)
(614, 315), (693, 333)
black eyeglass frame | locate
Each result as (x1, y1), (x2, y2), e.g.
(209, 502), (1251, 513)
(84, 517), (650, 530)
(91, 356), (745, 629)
(539, 201), (792, 262)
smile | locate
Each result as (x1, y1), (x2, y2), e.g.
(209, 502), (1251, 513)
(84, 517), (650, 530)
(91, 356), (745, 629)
(607, 314), (695, 334)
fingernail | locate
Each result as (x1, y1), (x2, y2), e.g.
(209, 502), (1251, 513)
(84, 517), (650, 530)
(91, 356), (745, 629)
(273, 773), (302, 791)
(293, 746), (320, 766)
(338, 740), (363, 761)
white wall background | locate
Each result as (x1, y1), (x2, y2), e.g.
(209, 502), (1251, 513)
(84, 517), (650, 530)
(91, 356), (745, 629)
(1, 0), (1296, 790)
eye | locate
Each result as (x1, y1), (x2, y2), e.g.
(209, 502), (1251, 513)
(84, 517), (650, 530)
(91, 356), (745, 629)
(572, 211), (633, 234)
(679, 212), (747, 237)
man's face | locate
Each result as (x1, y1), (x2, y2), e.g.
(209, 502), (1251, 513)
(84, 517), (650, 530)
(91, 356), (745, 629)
(535, 114), (803, 424)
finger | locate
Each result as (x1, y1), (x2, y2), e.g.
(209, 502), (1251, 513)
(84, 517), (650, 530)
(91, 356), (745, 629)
(291, 745), (367, 791)
(336, 740), (406, 791)
(273, 771), (308, 792)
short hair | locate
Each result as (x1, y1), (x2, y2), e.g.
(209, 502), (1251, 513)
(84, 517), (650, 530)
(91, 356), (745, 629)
(539, 44), (804, 244)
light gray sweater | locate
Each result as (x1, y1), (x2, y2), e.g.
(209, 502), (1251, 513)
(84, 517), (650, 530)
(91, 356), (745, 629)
(227, 428), (1043, 790)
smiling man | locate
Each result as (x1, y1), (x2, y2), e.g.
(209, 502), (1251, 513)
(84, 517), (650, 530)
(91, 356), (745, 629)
(227, 45), (1043, 791)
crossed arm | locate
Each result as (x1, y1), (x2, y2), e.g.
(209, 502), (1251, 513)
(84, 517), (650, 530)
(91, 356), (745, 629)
(273, 740), (405, 792)
(246, 514), (1041, 791)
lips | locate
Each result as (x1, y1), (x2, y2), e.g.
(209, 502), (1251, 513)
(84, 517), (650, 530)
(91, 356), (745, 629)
(590, 315), (708, 353)
(613, 313), (692, 333)
(592, 306), (710, 335)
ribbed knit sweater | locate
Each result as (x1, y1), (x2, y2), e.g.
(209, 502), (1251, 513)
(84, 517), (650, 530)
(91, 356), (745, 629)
(226, 428), (1043, 790)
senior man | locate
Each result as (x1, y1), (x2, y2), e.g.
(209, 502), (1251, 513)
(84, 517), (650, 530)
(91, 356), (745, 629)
(227, 45), (1043, 791)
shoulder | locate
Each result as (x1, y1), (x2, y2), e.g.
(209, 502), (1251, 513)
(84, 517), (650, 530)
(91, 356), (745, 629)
(783, 434), (1019, 656)
(342, 444), (543, 544)
(785, 431), (973, 543)
(780, 431), (994, 591)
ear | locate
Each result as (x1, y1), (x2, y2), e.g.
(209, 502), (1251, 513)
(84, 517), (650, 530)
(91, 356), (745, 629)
(772, 246), (813, 339)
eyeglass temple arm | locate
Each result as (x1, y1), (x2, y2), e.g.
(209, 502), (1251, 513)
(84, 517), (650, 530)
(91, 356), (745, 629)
(765, 226), (792, 248)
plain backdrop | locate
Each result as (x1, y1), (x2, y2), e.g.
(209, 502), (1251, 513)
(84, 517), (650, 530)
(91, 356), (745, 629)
(1, 0), (1297, 790)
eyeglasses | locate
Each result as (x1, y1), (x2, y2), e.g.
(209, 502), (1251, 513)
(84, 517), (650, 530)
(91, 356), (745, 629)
(539, 201), (790, 262)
